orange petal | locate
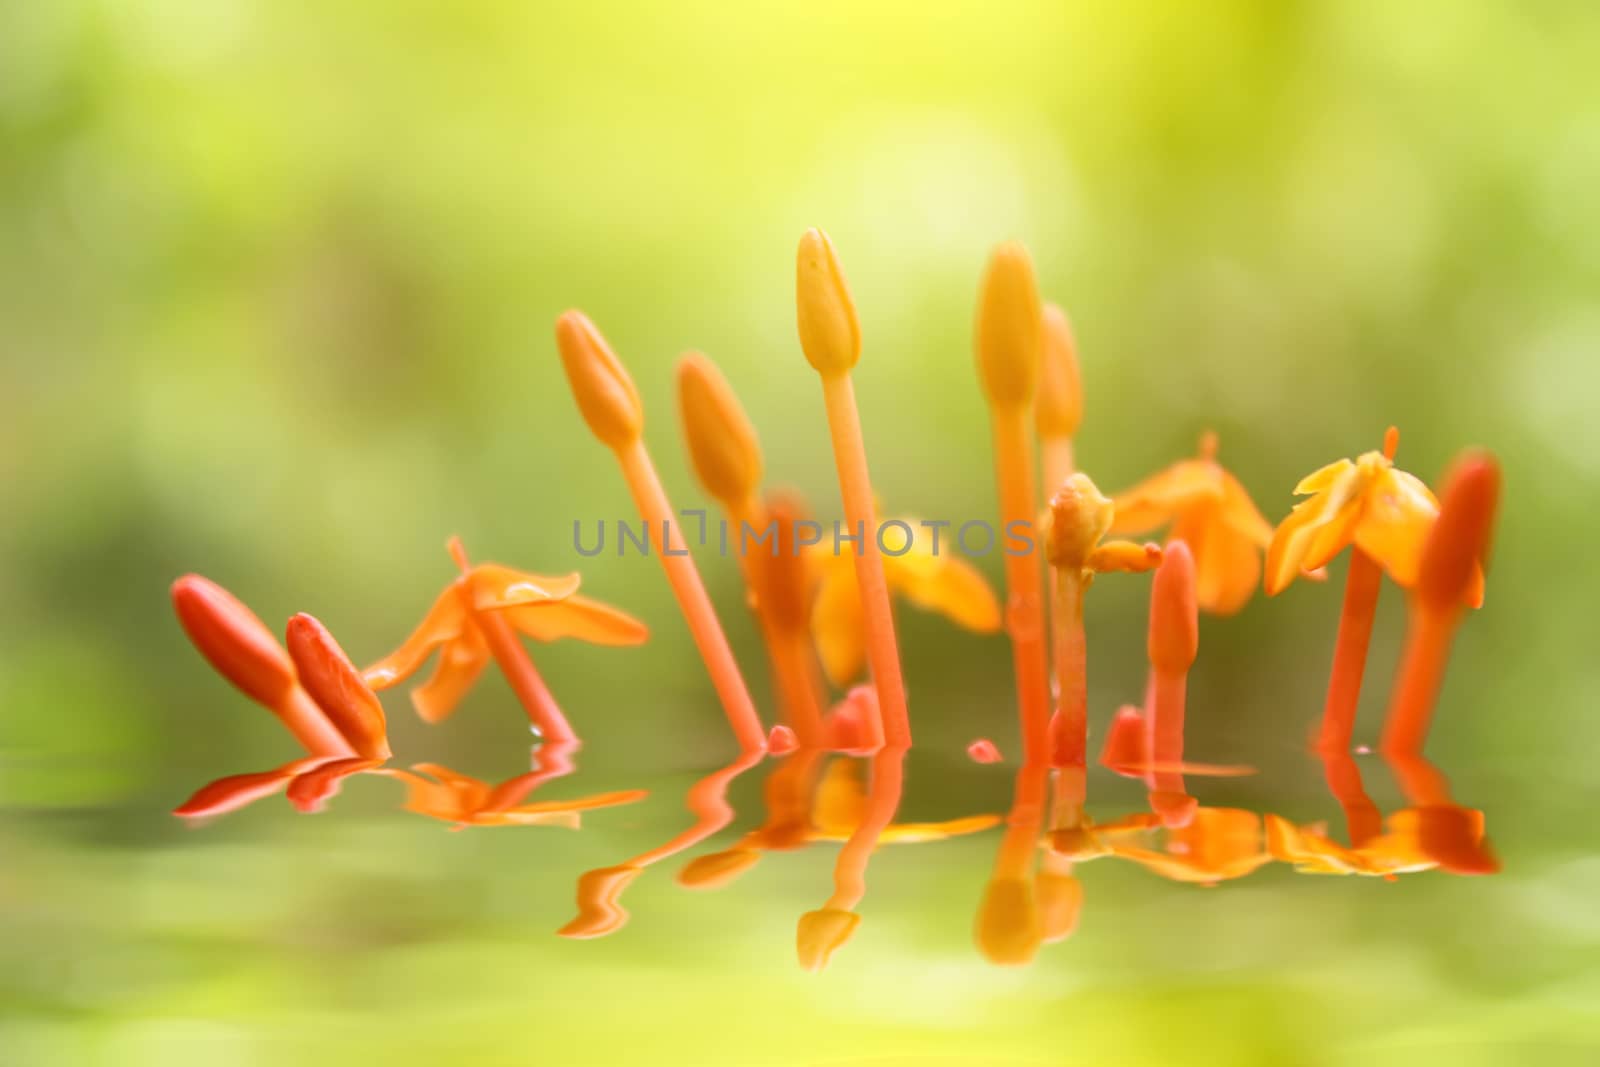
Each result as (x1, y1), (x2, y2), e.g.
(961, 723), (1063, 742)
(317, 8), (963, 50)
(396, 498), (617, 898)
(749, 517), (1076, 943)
(409, 627), (490, 724)
(1216, 469), (1274, 547)
(499, 594), (649, 646)
(811, 758), (866, 835)
(678, 848), (763, 890)
(874, 814), (1001, 843)
(363, 585), (467, 690)
(286, 757), (385, 813)
(1036, 870), (1084, 944)
(1265, 465), (1364, 594)
(409, 762), (494, 811)
(1188, 512), (1262, 616)
(1108, 460), (1222, 536)
(285, 614), (391, 759)
(467, 565), (582, 612)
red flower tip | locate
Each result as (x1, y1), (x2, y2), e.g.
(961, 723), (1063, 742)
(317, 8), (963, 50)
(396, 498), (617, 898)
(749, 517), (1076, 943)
(1417, 452), (1500, 613)
(171, 575), (295, 708)
(285, 613), (391, 760)
(1099, 705), (1149, 777)
(1148, 540), (1199, 674)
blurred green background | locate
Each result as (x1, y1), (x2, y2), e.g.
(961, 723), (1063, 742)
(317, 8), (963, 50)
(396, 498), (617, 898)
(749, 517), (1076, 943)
(4, 1), (1600, 1064)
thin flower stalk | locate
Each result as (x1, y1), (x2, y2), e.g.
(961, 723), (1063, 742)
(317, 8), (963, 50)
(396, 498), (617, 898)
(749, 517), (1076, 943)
(974, 760), (1049, 966)
(795, 228), (909, 747)
(557, 310), (766, 753)
(1144, 541), (1199, 828)
(976, 243), (1051, 762)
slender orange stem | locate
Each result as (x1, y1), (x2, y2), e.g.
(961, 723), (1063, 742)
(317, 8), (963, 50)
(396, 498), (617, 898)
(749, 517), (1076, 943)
(1316, 548), (1384, 754)
(1378, 606), (1457, 756)
(482, 738), (581, 812)
(819, 373), (909, 747)
(1147, 669), (1188, 801)
(992, 406), (1051, 762)
(1049, 571), (1087, 768)
(617, 440), (766, 753)
(1387, 749), (1453, 808)
(448, 539), (576, 744)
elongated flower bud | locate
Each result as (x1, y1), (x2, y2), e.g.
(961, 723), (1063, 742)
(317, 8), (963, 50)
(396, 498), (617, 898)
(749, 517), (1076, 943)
(795, 228), (860, 376)
(172, 575), (296, 708)
(974, 876), (1040, 966)
(1148, 540), (1199, 674)
(285, 613), (391, 759)
(1036, 303), (1083, 438)
(975, 242), (1042, 409)
(1043, 473), (1114, 573)
(676, 351), (763, 506)
(1417, 452), (1500, 614)
(797, 907), (861, 973)
(556, 310), (644, 450)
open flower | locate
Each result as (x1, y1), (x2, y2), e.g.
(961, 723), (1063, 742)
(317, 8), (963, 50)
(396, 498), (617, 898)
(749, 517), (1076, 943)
(364, 539), (646, 726)
(1108, 433), (1273, 615)
(1265, 433), (1483, 604)
(809, 517), (1001, 688)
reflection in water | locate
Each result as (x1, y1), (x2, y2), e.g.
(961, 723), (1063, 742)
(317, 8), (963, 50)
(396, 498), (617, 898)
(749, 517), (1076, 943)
(559, 748), (765, 940)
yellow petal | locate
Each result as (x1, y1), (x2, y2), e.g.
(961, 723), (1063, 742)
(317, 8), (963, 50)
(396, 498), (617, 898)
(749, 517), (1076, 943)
(499, 594), (649, 646)
(1293, 458), (1355, 495)
(409, 626), (491, 724)
(363, 585), (466, 689)
(468, 565), (581, 611)
(1108, 459), (1223, 536)
(1264, 463), (1365, 594)
(1352, 466), (1437, 589)
(810, 559), (867, 688)
(797, 907), (861, 973)
(883, 531), (1002, 632)
(875, 814), (1001, 843)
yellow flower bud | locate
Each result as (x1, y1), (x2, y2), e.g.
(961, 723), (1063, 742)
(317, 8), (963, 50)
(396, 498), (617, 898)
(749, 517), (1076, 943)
(675, 351), (763, 506)
(555, 310), (643, 450)
(795, 228), (860, 376)
(975, 241), (1042, 409)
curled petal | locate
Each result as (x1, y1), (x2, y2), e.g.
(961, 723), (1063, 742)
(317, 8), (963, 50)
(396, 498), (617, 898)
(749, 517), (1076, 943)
(410, 626), (490, 724)
(1184, 511), (1262, 616)
(1352, 466), (1437, 589)
(499, 595), (649, 646)
(1108, 460), (1223, 536)
(363, 586), (467, 689)
(468, 565), (582, 612)
(173, 758), (324, 820)
(1265, 464), (1365, 595)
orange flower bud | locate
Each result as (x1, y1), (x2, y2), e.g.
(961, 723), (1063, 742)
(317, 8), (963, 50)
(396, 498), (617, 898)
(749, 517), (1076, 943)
(1416, 452), (1500, 614)
(797, 907), (861, 973)
(1043, 473), (1114, 572)
(750, 492), (813, 634)
(171, 575), (296, 708)
(676, 351), (763, 505)
(1148, 540), (1199, 674)
(1035, 303), (1082, 438)
(285, 613), (391, 759)
(555, 310), (644, 450)
(795, 228), (860, 376)
(974, 876), (1040, 966)
(975, 241), (1042, 409)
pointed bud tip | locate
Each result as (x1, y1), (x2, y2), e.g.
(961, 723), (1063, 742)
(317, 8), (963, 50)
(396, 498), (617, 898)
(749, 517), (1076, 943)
(171, 575), (296, 708)
(676, 351), (763, 505)
(976, 241), (1042, 409)
(555, 309), (643, 450)
(1149, 540), (1199, 673)
(1036, 303), (1083, 437)
(795, 228), (860, 376)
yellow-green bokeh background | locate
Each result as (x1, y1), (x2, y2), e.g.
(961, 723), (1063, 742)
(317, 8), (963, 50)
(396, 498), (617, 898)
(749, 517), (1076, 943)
(3, 2), (1599, 1064)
